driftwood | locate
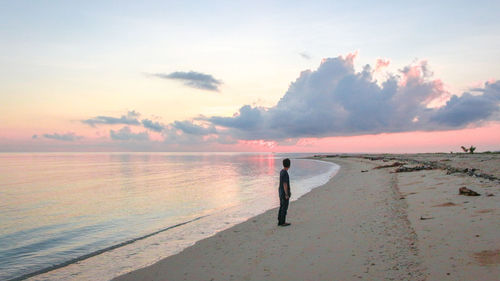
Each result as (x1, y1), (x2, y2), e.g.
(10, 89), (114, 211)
(373, 162), (406, 169)
(459, 187), (480, 196)
(420, 216), (434, 220)
(394, 164), (436, 173)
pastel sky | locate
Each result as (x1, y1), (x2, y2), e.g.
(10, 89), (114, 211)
(1, 0), (500, 152)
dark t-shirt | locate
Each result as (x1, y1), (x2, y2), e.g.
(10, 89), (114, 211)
(279, 169), (290, 197)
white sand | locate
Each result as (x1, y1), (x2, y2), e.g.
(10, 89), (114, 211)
(109, 155), (499, 280)
(390, 161), (500, 280)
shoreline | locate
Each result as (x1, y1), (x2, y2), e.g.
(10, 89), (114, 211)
(23, 157), (338, 281)
(113, 154), (499, 281)
(13, 216), (208, 281)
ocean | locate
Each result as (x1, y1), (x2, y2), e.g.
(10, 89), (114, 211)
(0, 152), (339, 281)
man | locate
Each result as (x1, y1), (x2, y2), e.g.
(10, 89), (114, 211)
(278, 158), (291, 227)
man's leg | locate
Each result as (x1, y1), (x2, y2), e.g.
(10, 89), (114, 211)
(278, 195), (286, 225)
(278, 197), (289, 225)
(278, 201), (283, 225)
(282, 198), (289, 222)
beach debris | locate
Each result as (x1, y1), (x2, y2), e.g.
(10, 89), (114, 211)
(446, 167), (469, 175)
(485, 193), (495, 197)
(420, 216), (434, 220)
(475, 209), (494, 214)
(459, 187), (480, 196)
(354, 154), (500, 182)
(464, 168), (477, 176)
(373, 162), (405, 169)
(394, 164), (436, 173)
(404, 192), (417, 196)
(361, 170), (368, 173)
(444, 166), (500, 181)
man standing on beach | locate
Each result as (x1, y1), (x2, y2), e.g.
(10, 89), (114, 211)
(278, 158), (291, 227)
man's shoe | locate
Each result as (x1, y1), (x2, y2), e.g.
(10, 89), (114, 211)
(279, 222), (291, 227)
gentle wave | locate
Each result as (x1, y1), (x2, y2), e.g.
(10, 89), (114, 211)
(8, 216), (207, 281)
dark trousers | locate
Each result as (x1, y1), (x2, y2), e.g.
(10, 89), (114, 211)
(278, 191), (289, 225)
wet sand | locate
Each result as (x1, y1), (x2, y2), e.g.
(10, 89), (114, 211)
(113, 155), (499, 281)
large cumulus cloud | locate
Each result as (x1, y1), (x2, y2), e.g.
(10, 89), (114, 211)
(195, 54), (500, 140)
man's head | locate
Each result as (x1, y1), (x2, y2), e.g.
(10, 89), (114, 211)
(283, 158), (291, 169)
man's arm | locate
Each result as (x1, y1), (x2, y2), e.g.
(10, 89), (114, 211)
(284, 182), (290, 199)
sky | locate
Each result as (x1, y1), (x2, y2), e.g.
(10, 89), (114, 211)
(1, 0), (500, 153)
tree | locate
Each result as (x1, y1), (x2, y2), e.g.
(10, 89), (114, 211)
(461, 145), (476, 154)
(469, 146), (476, 154)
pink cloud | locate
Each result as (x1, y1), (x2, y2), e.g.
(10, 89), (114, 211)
(425, 79), (451, 108)
(399, 61), (427, 87)
(374, 58), (390, 72)
(344, 50), (359, 64)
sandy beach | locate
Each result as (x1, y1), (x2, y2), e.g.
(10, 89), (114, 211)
(113, 154), (500, 281)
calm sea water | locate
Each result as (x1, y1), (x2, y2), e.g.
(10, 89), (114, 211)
(0, 152), (338, 281)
